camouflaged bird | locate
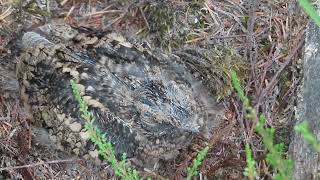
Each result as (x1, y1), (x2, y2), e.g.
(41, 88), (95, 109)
(16, 23), (224, 165)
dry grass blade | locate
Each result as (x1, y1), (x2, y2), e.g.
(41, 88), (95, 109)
(0, 5), (13, 22)
(61, 0), (70, 6)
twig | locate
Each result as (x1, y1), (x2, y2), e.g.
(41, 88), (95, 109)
(214, 8), (248, 34)
(104, 3), (133, 29)
(203, 2), (221, 26)
(65, 6), (75, 20)
(208, 121), (234, 148)
(257, 37), (304, 105)
(245, 0), (258, 152)
(139, 6), (150, 30)
(255, 43), (276, 110)
(0, 141), (18, 155)
(246, 0), (258, 95)
(232, 97), (248, 143)
(60, 0), (69, 6)
(186, 34), (246, 44)
(225, 0), (246, 13)
(84, 9), (122, 17)
(0, 159), (80, 171)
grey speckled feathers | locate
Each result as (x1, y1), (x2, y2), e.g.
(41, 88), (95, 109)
(16, 23), (224, 164)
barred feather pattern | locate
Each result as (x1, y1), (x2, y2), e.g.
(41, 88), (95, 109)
(16, 24), (224, 165)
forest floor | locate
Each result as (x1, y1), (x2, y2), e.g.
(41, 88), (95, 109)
(0, 0), (307, 179)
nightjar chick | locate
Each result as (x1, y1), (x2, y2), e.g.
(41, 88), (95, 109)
(16, 23), (224, 167)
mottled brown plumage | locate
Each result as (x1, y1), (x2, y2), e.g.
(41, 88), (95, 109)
(16, 23), (224, 165)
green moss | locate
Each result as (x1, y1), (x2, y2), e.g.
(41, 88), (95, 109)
(280, 44), (290, 57)
(279, 70), (292, 96)
(204, 46), (248, 100)
(240, 16), (249, 27)
(141, 2), (175, 50)
(24, 0), (50, 17)
(141, 2), (204, 51)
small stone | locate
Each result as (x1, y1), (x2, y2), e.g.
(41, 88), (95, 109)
(69, 122), (82, 132)
(88, 99), (104, 109)
(83, 154), (90, 160)
(75, 142), (82, 148)
(73, 148), (80, 155)
(70, 70), (79, 79)
(56, 112), (65, 122)
(83, 96), (92, 102)
(81, 72), (89, 80)
(86, 86), (95, 92)
(62, 67), (71, 73)
(89, 149), (99, 158)
(76, 84), (85, 95)
(64, 117), (71, 125)
(79, 131), (90, 141)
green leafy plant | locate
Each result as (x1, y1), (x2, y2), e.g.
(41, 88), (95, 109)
(295, 121), (320, 153)
(187, 146), (209, 180)
(70, 80), (139, 180)
(298, 0), (320, 27)
(231, 71), (291, 180)
(243, 144), (256, 180)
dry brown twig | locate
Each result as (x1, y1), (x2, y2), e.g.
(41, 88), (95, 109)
(256, 37), (304, 108)
(65, 6), (75, 20)
(85, 9), (122, 17)
(233, 0), (258, 153)
(138, 6), (150, 30)
(186, 34), (246, 44)
(0, 159), (80, 171)
(103, 3), (133, 29)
